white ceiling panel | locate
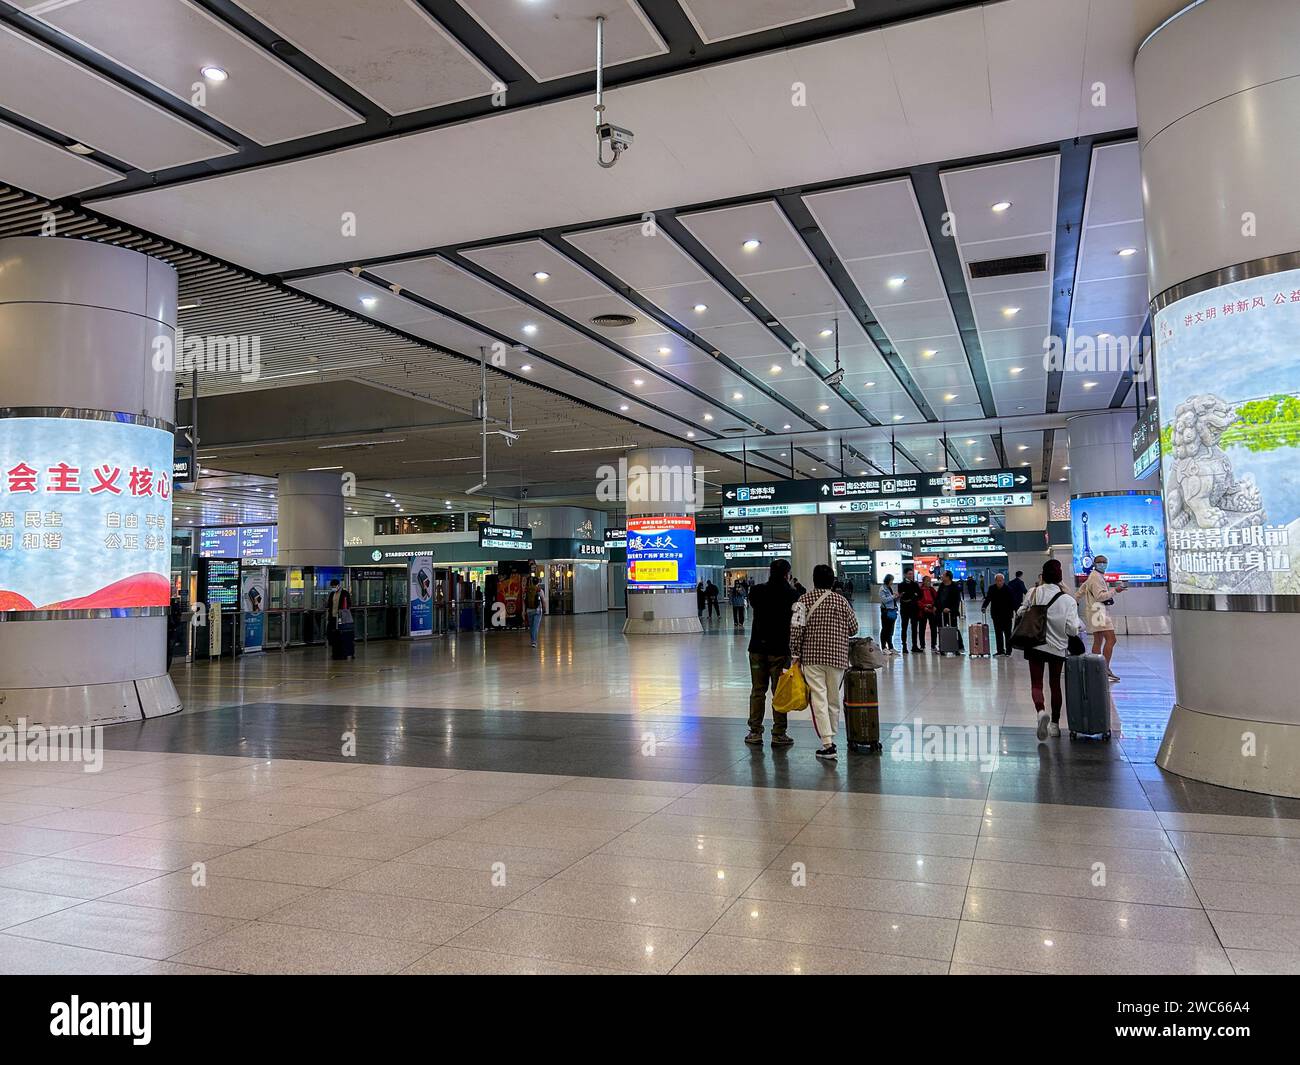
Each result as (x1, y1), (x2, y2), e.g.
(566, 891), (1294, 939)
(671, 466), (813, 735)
(0, 24), (234, 171)
(26, 0), (361, 145)
(234, 0), (498, 115)
(678, 0), (853, 44)
(942, 154), (1059, 245)
(0, 118), (121, 198)
(456, 0), (666, 82)
(986, 0), (1091, 148)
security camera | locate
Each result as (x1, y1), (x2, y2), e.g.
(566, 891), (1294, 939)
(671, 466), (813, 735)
(823, 367), (846, 387)
(598, 123), (635, 151)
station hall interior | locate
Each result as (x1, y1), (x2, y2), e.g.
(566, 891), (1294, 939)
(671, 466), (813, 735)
(0, 0), (1298, 980)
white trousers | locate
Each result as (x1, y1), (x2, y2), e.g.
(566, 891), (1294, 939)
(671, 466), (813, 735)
(801, 663), (844, 745)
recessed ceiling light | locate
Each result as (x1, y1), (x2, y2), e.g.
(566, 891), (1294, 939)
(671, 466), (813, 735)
(944, 393), (957, 401)
(686, 431), (695, 438)
(810, 468), (818, 473)
(742, 239), (761, 251)
(522, 323), (538, 335)
(360, 295), (377, 308)
(819, 328), (833, 338)
(894, 414), (905, 421)
(201, 65), (228, 82)
(533, 271), (550, 281)
(1062, 465), (1070, 471)
(1009, 366), (1024, 375)
(864, 381), (875, 388)
(1018, 444), (1029, 451)
(634, 378), (644, 386)
(966, 439), (976, 445)
(732, 391), (743, 400)
(887, 276), (906, 288)
(1002, 307), (1020, 317)
(657, 346), (671, 355)
(1083, 380), (1098, 389)
(703, 413), (714, 422)
(921, 349), (936, 358)
(974, 456), (985, 462)
(991, 201), (1012, 212)
(693, 303), (708, 313)
(1118, 247), (1138, 257)
(782, 423), (791, 431)
(1060, 478), (1068, 482)
(818, 403), (829, 412)
(619, 404), (629, 411)
(769, 364), (782, 374)
(520, 363), (532, 372)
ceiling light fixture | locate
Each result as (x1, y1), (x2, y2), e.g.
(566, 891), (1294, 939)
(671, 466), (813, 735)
(782, 423), (791, 431)
(894, 414), (905, 421)
(533, 271), (550, 281)
(693, 303), (708, 313)
(619, 404), (629, 411)
(522, 323), (538, 335)
(818, 404), (829, 412)
(1118, 247), (1138, 257)
(520, 364), (532, 372)
(742, 239), (761, 251)
(657, 346), (671, 355)
(991, 200), (1012, 212)
(1002, 307), (1020, 317)
(944, 393), (957, 402)
(921, 349), (936, 358)
(819, 328), (833, 338)
(66, 142), (95, 156)
(200, 65), (228, 82)
(703, 413), (714, 422)
(732, 391), (743, 400)
(360, 295), (377, 308)
(770, 364), (782, 374)
(887, 276), (906, 288)
(634, 378), (644, 386)
(1009, 366), (1023, 375)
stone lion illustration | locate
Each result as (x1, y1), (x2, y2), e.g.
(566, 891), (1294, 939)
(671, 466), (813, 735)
(1165, 393), (1263, 529)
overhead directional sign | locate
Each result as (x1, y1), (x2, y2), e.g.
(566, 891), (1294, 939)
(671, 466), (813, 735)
(722, 469), (1032, 519)
(878, 512), (991, 537)
(698, 521), (764, 545)
(916, 533), (1006, 554)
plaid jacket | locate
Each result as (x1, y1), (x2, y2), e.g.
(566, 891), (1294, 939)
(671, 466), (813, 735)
(789, 590), (859, 670)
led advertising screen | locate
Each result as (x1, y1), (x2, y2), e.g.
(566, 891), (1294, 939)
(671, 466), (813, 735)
(0, 417), (173, 612)
(1154, 264), (1300, 600)
(199, 527), (238, 558)
(200, 525), (278, 561)
(1071, 493), (1167, 584)
(626, 515), (696, 588)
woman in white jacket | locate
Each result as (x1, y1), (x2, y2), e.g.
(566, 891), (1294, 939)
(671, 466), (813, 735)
(1075, 553), (1124, 682)
(1014, 559), (1080, 741)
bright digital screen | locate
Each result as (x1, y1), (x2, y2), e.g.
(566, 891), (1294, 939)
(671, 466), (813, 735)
(0, 417), (173, 611)
(1154, 265), (1300, 599)
(626, 515), (696, 588)
(200, 525), (278, 561)
(1071, 494), (1167, 584)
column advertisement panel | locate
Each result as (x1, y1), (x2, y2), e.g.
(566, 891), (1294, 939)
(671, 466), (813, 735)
(409, 555), (433, 637)
(241, 566), (267, 652)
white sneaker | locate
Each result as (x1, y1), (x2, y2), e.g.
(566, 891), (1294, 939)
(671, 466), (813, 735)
(1108, 672), (1121, 683)
(1036, 711), (1050, 741)
(1047, 722), (1061, 738)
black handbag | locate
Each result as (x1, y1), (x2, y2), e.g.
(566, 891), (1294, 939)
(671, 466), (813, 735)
(1010, 590), (1066, 651)
(1067, 633), (1087, 656)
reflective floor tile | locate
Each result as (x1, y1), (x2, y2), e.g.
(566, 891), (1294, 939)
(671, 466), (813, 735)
(969, 860), (1200, 907)
(775, 844), (972, 885)
(979, 818), (1173, 849)
(712, 897), (958, 961)
(252, 826), (429, 861)
(482, 803), (652, 832)
(398, 838), (583, 879)
(963, 888), (1219, 944)
(5, 900), (243, 959)
(0, 885), (84, 929)
(597, 832), (785, 867)
(0, 933), (153, 975)
(0, 800), (67, 823)
(974, 837), (1186, 877)
(553, 852), (764, 897)
(129, 817), (287, 847)
(1206, 910), (1300, 951)
(200, 847), (377, 887)
(260, 888), (493, 945)
(334, 860), (544, 906)
(193, 799), (341, 829)
(808, 808), (984, 835)
(1156, 812), (1300, 838)
(671, 933), (947, 975)
(742, 868), (967, 919)
(628, 812), (804, 843)
(1191, 878), (1300, 916)
(0, 825), (112, 856)
(1226, 948), (1300, 975)
(0, 857), (165, 900)
(953, 921), (1233, 975)
(400, 945), (632, 975)
(446, 820), (620, 854)
(170, 920), (431, 975)
(17, 808), (173, 835)
(1178, 851), (1300, 885)
(447, 909), (700, 974)
(789, 823), (977, 858)
(102, 871), (314, 919)
(508, 878), (731, 931)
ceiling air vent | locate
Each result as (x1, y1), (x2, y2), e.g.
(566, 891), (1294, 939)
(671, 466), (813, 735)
(968, 253), (1048, 279)
(590, 313), (637, 328)
(722, 426), (747, 434)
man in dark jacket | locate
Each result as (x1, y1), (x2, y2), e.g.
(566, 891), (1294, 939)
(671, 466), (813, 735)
(981, 572), (1016, 656)
(745, 559), (799, 748)
(897, 568), (921, 653)
(935, 570), (965, 652)
(1007, 571), (1029, 612)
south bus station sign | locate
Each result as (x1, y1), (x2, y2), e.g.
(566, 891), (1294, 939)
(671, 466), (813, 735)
(721, 469), (1032, 519)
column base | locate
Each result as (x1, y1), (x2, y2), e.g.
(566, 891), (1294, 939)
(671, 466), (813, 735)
(1157, 704), (1300, 799)
(0, 674), (182, 728)
(622, 615), (703, 635)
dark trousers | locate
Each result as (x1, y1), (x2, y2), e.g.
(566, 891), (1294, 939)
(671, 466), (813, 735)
(879, 607), (896, 649)
(748, 653), (790, 736)
(921, 612), (939, 648)
(991, 610), (1014, 655)
(900, 607), (919, 650)
(732, 602), (745, 626)
(707, 598), (720, 618)
(1028, 652), (1065, 722)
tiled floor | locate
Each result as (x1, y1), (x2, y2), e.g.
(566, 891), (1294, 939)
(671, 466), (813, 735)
(3, 613), (1297, 975)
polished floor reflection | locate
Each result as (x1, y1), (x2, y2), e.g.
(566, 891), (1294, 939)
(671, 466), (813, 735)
(2, 614), (1296, 975)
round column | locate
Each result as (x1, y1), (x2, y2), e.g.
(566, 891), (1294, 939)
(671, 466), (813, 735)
(0, 236), (180, 727)
(622, 447), (701, 635)
(1137, 0), (1300, 795)
(789, 514), (830, 591)
(276, 471), (344, 567)
(1066, 412), (1170, 634)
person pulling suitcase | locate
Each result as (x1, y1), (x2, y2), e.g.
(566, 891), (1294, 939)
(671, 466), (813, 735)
(1010, 559), (1081, 741)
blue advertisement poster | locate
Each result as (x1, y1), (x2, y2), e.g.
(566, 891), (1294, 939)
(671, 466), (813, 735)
(1153, 264), (1300, 599)
(1071, 494), (1167, 583)
(409, 555), (433, 637)
(0, 417), (173, 612)
(241, 567), (266, 652)
(626, 516), (697, 588)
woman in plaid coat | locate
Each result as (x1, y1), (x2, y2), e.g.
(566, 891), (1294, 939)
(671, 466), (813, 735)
(789, 564), (860, 762)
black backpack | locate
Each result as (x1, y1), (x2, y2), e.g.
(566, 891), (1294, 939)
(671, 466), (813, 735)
(1010, 589), (1066, 651)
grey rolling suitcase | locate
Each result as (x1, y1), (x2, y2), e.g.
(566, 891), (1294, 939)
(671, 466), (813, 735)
(938, 610), (961, 655)
(1065, 653), (1111, 740)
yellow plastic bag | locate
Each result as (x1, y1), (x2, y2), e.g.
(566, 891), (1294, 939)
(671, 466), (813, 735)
(773, 661), (809, 713)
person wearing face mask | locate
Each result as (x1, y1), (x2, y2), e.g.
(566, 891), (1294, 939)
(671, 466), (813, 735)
(917, 574), (939, 651)
(1076, 554), (1125, 682)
